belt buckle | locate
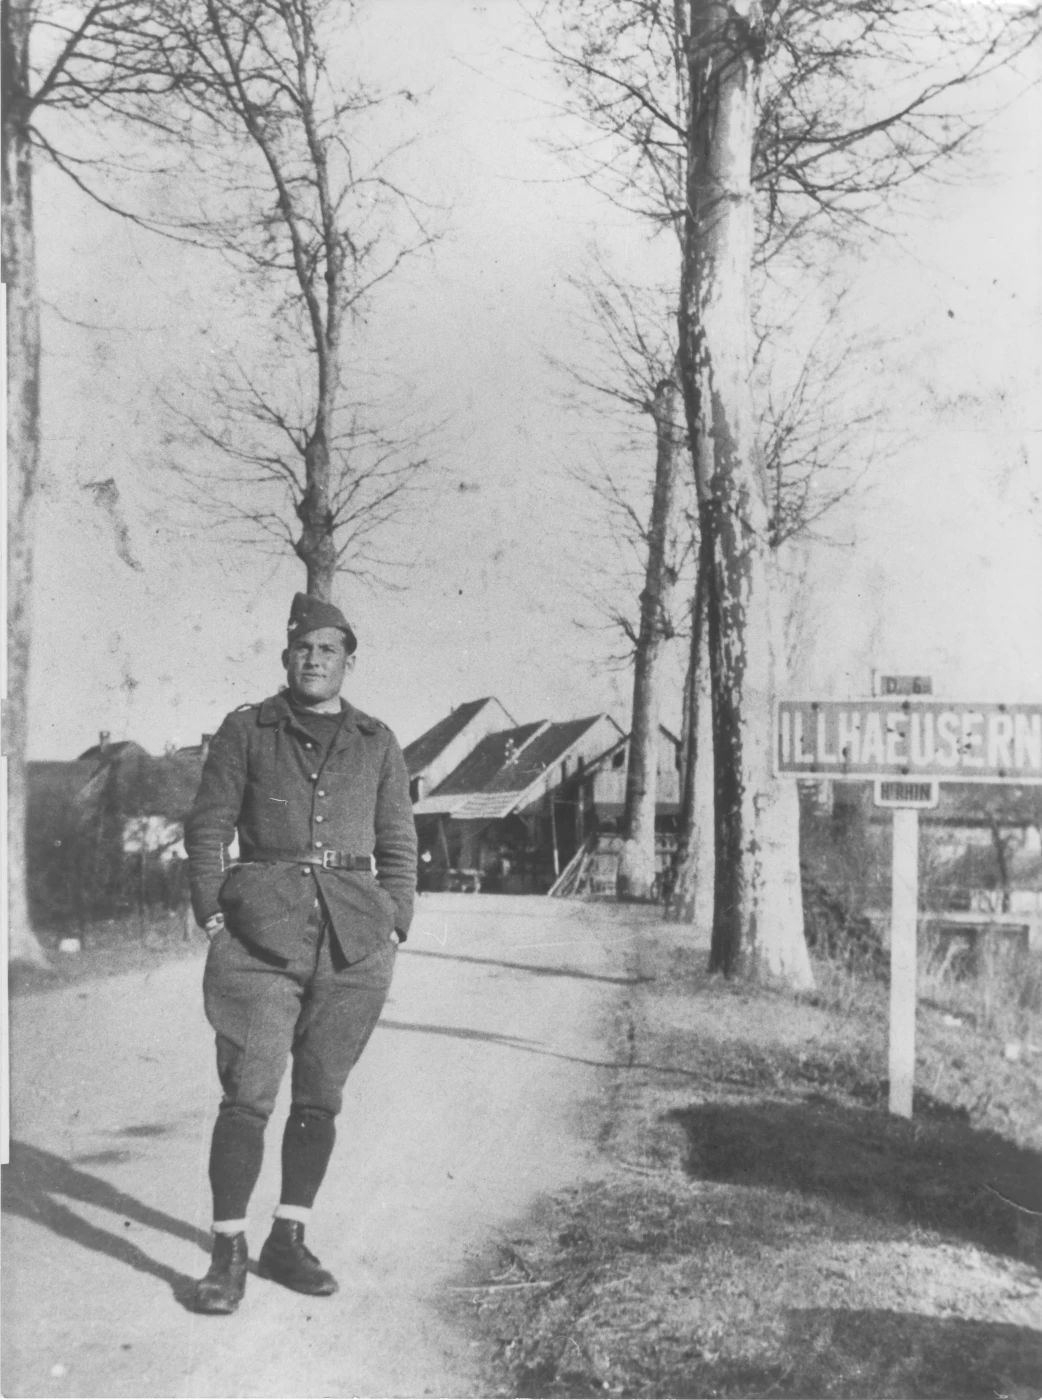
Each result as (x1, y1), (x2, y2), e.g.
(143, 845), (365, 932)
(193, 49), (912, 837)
(321, 848), (337, 870)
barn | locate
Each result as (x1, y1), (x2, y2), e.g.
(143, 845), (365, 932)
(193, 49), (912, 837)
(405, 702), (625, 893)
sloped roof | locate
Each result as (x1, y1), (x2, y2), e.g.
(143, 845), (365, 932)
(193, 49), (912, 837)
(402, 698), (493, 775)
(483, 717), (604, 793)
(413, 714), (622, 820)
(76, 739), (148, 762)
(450, 791), (528, 821)
(27, 751), (204, 829)
(26, 761), (105, 840)
(431, 724), (545, 797)
(112, 752), (203, 818)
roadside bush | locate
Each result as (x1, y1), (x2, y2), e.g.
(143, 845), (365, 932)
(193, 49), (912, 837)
(921, 940), (1042, 1046)
(799, 788), (887, 974)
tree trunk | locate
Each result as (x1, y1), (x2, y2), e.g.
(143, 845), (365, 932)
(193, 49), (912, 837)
(2, 0), (48, 967)
(989, 817), (1011, 914)
(677, 0), (811, 987)
(295, 425), (338, 600)
(617, 377), (680, 901)
(667, 529), (714, 927)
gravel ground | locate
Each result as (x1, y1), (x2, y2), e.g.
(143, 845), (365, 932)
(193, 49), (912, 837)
(2, 895), (674, 1398)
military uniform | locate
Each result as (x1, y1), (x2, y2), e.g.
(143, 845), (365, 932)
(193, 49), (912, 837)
(188, 690), (416, 960)
(185, 594), (417, 1313)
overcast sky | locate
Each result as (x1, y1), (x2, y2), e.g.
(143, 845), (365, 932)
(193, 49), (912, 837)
(24, 0), (1042, 760)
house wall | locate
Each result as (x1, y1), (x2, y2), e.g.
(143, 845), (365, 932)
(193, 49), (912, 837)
(413, 713), (627, 893)
(588, 724), (683, 820)
(656, 727), (682, 777)
(591, 768), (681, 810)
(516, 715), (625, 814)
(413, 698), (515, 798)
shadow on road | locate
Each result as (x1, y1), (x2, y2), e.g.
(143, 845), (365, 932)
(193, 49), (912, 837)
(617, 1307), (1042, 1399)
(378, 1017), (711, 1080)
(378, 1019), (540, 1050)
(697, 1309), (1042, 1398)
(788, 1308), (1042, 1398)
(2, 1141), (212, 1308)
(669, 1099), (1042, 1264)
(399, 946), (651, 987)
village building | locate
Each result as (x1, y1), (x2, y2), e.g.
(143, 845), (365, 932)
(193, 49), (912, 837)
(26, 711), (1040, 944)
(404, 701), (685, 895)
(549, 724), (684, 897)
(27, 732), (209, 930)
(404, 697), (517, 804)
(405, 702), (626, 892)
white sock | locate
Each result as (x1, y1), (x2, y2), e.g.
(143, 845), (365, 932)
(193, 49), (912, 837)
(212, 1218), (247, 1236)
(274, 1203), (311, 1225)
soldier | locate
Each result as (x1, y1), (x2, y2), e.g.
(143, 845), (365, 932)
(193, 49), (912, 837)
(185, 593), (417, 1314)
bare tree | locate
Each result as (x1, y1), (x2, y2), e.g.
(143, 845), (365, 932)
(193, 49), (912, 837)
(3, 0), (46, 965)
(667, 531), (713, 924)
(535, 0), (1039, 263)
(537, 0), (1040, 982)
(614, 373), (681, 899)
(3, 0), (165, 966)
(164, 364), (433, 593)
(678, 0), (813, 983)
(96, 0), (441, 601)
(3, 0), (435, 963)
(27, 0), (438, 599)
(553, 269), (690, 900)
(665, 305), (873, 924)
(563, 263), (874, 909)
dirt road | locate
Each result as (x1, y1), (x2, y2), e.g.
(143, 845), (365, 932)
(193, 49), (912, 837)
(3, 896), (674, 1398)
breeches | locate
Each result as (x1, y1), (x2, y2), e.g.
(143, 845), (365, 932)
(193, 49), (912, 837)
(203, 900), (397, 1121)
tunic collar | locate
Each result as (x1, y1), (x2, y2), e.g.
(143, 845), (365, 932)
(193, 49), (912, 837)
(257, 691), (379, 738)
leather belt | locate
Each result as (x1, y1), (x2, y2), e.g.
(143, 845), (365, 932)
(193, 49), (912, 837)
(243, 848), (375, 872)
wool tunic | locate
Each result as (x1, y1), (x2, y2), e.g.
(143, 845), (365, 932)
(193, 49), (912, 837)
(186, 691), (417, 963)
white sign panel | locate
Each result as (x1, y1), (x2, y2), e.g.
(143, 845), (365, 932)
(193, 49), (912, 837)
(873, 779), (939, 809)
(873, 672), (933, 696)
(777, 700), (1042, 782)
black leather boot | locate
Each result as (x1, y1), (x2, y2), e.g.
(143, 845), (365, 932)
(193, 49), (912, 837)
(193, 1231), (248, 1314)
(258, 1218), (338, 1296)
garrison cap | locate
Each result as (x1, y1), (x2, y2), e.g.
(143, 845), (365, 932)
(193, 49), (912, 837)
(286, 593), (357, 655)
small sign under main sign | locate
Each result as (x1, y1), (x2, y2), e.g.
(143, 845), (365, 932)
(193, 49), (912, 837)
(874, 672), (933, 696)
(874, 779), (939, 809)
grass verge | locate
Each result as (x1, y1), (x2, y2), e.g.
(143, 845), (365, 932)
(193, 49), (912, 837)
(460, 930), (1042, 1398)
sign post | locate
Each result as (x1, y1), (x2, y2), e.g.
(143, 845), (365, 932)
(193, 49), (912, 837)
(776, 692), (1042, 1121)
(888, 807), (918, 1117)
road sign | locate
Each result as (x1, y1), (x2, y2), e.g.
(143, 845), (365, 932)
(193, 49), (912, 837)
(874, 672), (933, 696)
(777, 700), (1042, 781)
(889, 808), (919, 1117)
(874, 779), (939, 809)
(778, 692), (1042, 1120)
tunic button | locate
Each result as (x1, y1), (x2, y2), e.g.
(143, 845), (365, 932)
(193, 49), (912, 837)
(317, 790), (326, 797)
(310, 773), (319, 781)
(314, 840), (323, 849)
(315, 815), (324, 823)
